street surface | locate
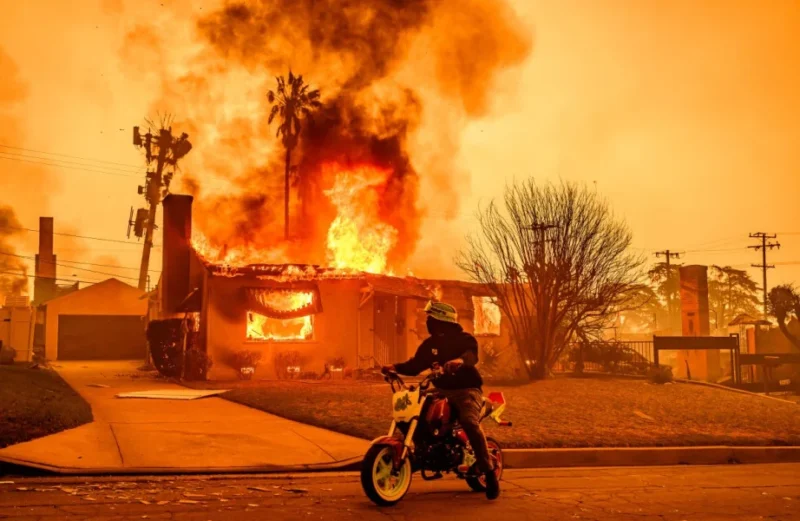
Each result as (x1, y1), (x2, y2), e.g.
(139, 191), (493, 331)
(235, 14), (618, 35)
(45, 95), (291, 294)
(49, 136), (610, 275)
(1, 464), (798, 520)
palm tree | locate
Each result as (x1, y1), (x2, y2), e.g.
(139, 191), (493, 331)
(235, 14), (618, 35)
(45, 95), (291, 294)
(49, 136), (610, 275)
(267, 71), (322, 240)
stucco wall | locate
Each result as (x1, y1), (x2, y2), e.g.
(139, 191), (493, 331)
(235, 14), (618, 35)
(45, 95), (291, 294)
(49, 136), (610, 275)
(44, 279), (147, 360)
(205, 276), (370, 380)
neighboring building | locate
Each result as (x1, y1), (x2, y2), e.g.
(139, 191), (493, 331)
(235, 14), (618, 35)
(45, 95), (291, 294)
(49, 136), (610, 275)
(0, 296), (34, 362)
(150, 194), (515, 380)
(41, 278), (147, 360)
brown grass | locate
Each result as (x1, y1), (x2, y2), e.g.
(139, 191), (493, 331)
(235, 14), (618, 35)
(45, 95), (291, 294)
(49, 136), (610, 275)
(223, 376), (800, 448)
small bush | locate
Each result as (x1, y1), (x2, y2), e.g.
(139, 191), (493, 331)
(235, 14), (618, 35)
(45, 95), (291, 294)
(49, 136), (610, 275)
(649, 365), (674, 384)
(0, 342), (16, 365)
(184, 348), (213, 381)
(273, 350), (302, 379)
(146, 319), (184, 378)
(229, 350), (263, 380)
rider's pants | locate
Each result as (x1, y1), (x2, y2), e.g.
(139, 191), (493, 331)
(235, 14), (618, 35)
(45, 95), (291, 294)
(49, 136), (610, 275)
(440, 388), (493, 474)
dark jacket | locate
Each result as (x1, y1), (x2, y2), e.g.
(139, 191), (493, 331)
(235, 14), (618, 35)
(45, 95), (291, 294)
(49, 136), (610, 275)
(394, 324), (483, 390)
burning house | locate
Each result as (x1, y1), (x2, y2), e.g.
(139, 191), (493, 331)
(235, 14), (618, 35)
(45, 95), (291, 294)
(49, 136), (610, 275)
(149, 194), (515, 380)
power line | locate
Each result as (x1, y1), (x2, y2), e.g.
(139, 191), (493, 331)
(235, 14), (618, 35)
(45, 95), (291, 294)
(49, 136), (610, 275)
(0, 225), (157, 246)
(0, 143), (143, 169)
(0, 269), (100, 285)
(0, 250), (159, 273)
(0, 149), (143, 175)
(0, 153), (142, 179)
(0, 251), (147, 281)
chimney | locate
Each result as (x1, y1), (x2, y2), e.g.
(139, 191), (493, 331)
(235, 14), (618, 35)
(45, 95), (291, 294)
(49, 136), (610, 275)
(679, 265), (710, 337)
(34, 217), (56, 305)
(162, 194), (194, 313)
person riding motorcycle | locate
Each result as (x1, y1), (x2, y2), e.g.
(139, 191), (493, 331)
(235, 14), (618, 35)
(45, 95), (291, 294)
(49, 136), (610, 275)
(382, 300), (501, 500)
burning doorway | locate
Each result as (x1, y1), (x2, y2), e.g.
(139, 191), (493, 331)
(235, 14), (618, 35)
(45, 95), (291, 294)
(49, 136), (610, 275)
(373, 294), (407, 366)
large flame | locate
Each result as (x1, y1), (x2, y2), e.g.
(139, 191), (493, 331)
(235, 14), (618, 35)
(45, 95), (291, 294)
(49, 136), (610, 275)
(192, 161), (400, 275)
(324, 163), (398, 274)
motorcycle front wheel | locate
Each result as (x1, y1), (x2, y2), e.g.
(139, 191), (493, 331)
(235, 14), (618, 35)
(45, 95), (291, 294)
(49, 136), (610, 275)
(360, 444), (413, 506)
(466, 436), (504, 492)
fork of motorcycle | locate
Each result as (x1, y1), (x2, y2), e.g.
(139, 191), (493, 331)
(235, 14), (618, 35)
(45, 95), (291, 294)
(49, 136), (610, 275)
(388, 420), (396, 436)
(399, 418), (418, 462)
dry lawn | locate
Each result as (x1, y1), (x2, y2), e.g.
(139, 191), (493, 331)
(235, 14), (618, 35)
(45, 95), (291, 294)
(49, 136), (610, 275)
(224, 376), (800, 448)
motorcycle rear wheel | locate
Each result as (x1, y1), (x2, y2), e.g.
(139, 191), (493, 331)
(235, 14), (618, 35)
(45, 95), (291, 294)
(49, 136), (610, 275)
(360, 444), (413, 506)
(466, 437), (503, 492)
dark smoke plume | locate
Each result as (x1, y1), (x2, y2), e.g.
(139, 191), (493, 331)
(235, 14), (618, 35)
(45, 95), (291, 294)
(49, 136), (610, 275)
(0, 206), (28, 297)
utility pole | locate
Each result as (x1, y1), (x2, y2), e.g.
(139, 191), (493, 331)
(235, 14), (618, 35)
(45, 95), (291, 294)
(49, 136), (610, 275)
(524, 222), (557, 269)
(654, 250), (682, 333)
(749, 232), (780, 319)
(131, 124), (193, 291)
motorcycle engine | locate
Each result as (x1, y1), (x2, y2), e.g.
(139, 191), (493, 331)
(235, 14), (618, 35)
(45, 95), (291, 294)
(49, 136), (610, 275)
(420, 441), (463, 472)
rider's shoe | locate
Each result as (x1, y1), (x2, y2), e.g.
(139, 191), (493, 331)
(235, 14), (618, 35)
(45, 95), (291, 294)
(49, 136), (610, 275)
(484, 471), (500, 500)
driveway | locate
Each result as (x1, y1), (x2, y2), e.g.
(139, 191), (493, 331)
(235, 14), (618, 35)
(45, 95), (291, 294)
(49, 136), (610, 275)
(0, 361), (369, 473)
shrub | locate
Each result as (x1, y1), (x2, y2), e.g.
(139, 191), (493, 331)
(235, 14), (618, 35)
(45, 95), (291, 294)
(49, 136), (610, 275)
(146, 319), (183, 378)
(184, 348), (213, 381)
(273, 350), (302, 379)
(649, 365), (674, 384)
(229, 350), (263, 380)
(0, 342), (16, 365)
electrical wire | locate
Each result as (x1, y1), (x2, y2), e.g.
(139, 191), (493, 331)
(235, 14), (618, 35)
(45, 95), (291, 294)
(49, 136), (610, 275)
(0, 269), (100, 285)
(0, 153), (142, 179)
(0, 251), (159, 275)
(0, 143), (143, 169)
(0, 225), (159, 246)
(0, 150), (143, 176)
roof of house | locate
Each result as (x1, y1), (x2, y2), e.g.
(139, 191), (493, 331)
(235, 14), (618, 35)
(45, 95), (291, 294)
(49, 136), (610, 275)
(42, 278), (145, 307)
(728, 313), (772, 326)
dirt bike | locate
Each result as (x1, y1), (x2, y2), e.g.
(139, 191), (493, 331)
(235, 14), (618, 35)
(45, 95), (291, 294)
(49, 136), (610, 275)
(360, 366), (512, 506)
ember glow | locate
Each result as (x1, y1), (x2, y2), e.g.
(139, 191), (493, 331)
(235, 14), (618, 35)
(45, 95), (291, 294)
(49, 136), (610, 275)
(324, 163), (398, 274)
(473, 296), (501, 336)
(246, 290), (315, 342)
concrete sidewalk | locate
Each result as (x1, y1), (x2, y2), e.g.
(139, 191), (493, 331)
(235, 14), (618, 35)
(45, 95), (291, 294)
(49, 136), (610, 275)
(0, 361), (369, 474)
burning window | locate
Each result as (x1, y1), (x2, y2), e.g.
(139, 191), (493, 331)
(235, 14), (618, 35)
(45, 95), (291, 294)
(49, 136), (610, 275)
(472, 296), (501, 336)
(247, 311), (313, 342)
(244, 289), (319, 342)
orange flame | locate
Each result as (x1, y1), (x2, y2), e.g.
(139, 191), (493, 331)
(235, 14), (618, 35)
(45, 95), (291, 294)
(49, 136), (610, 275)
(246, 291), (315, 341)
(472, 296), (501, 336)
(324, 163), (398, 274)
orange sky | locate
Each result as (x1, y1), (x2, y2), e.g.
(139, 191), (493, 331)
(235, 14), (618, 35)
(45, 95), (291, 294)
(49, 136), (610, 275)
(1, 0), (799, 295)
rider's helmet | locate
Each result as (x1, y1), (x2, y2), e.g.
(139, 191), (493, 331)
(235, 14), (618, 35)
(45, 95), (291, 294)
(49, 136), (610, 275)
(424, 300), (458, 324)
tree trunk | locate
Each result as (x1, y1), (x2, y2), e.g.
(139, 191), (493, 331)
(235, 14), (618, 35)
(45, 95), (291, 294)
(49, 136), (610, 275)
(284, 148), (291, 240)
(778, 318), (800, 350)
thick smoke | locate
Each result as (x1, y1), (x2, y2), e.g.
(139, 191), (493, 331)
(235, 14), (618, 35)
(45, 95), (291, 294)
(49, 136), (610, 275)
(124, 0), (531, 270)
(0, 206), (28, 297)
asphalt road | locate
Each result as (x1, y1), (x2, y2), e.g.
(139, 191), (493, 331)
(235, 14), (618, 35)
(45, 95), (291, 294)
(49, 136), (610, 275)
(1, 464), (798, 520)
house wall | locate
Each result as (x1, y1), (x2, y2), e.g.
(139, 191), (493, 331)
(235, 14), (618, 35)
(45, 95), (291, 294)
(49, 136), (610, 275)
(0, 307), (34, 361)
(44, 280), (147, 360)
(204, 276), (367, 380)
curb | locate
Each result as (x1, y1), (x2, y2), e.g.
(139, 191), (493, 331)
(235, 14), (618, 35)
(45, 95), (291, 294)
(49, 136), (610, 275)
(5, 446), (800, 477)
(0, 455), (362, 477)
(675, 379), (797, 404)
(503, 446), (800, 469)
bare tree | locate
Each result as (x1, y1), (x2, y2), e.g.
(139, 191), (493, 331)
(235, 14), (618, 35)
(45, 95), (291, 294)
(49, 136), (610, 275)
(457, 180), (644, 379)
(768, 284), (800, 349)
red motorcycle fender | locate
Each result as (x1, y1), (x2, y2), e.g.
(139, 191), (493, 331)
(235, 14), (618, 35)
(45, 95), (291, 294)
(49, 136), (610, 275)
(369, 436), (405, 468)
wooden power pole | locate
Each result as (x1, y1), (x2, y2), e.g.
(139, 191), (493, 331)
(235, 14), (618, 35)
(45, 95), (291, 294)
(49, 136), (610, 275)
(749, 232), (780, 319)
(131, 124), (193, 291)
(654, 250), (682, 333)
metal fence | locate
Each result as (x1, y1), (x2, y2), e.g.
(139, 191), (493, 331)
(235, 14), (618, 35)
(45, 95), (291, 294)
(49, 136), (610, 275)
(553, 340), (655, 374)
